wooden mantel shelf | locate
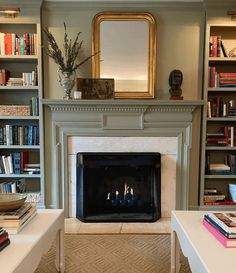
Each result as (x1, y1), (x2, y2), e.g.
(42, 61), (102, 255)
(42, 99), (204, 106)
(42, 99), (204, 113)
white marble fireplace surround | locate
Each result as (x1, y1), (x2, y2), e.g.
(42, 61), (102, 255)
(43, 99), (204, 219)
(68, 136), (177, 218)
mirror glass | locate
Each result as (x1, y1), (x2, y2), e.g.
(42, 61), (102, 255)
(92, 12), (156, 99)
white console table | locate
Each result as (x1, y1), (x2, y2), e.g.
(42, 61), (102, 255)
(171, 210), (236, 273)
(0, 209), (64, 273)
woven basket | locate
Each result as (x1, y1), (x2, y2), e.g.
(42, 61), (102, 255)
(0, 105), (31, 116)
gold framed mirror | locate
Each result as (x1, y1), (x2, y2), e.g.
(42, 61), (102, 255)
(92, 12), (157, 99)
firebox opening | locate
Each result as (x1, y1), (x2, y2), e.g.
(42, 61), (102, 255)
(76, 152), (161, 222)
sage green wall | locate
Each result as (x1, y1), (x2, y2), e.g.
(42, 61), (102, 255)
(42, 3), (205, 100)
(41, 2), (205, 209)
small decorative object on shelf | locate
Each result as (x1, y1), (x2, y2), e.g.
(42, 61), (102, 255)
(58, 70), (76, 100)
(43, 22), (97, 99)
(229, 184), (236, 202)
(77, 78), (114, 99)
(74, 90), (82, 100)
(168, 69), (183, 100)
(0, 193), (27, 211)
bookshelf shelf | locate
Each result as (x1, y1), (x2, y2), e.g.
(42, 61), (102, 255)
(206, 146), (236, 150)
(207, 117), (236, 121)
(0, 116), (39, 120)
(0, 86), (39, 90)
(209, 57), (236, 62)
(0, 55), (38, 62)
(0, 174), (41, 178)
(208, 87), (236, 92)
(0, 20), (44, 207)
(200, 205), (236, 209)
(205, 175), (236, 179)
(0, 145), (40, 149)
(200, 23), (236, 209)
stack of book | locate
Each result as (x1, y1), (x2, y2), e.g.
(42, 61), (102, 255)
(0, 202), (37, 234)
(206, 126), (235, 147)
(0, 227), (10, 251)
(23, 163), (40, 174)
(203, 212), (236, 248)
(219, 72), (236, 88)
(204, 188), (226, 204)
(208, 163), (231, 175)
(6, 77), (23, 86)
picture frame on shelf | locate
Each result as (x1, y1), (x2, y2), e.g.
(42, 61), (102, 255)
(77, 78), (114, 99)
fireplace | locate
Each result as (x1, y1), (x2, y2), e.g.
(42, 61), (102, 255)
(42, 99), (203, 216)
(76, 152), (161, 222)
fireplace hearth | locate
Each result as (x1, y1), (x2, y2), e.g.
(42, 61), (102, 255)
(76, 152), (161, 222)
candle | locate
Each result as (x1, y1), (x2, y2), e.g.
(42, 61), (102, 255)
(74, 91), (82, 99)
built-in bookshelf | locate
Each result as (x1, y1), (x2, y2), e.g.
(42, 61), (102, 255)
(200, 24), (236, 209)
(0, 21), (44, 208)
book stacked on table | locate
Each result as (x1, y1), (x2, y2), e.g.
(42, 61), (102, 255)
(0, 227), (10, 251)
(0, 202), (37, 234)
(203, 212), (236, 248)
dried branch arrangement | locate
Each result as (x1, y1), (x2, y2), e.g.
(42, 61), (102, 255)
(43, 22), (96, 74)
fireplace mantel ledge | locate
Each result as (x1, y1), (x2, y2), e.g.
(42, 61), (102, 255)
(42, 99), (204, 113)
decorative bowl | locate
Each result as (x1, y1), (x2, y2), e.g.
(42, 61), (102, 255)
(0, 193), (27, 211)
(229, 184), (236, 202)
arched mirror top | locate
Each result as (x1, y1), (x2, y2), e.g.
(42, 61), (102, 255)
(92, 12), (157, 99)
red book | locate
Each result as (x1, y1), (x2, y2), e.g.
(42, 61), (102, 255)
(20, 151), (29, 173)
(217, 36), (221, 57)
(203, 219), (236, 248)
(216, 96), (221, 117)
(204, 200), (236, 205)
(0, 69), (10, 86)
(219, 73), (236, 78)
(4, 33), (12, 55)
(220, 81), (236, 84)
(211, 36), (218, 57)
(0, 231), (8, 244)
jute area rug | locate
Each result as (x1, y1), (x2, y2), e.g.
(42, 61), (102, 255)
(35, 234), (191, 273)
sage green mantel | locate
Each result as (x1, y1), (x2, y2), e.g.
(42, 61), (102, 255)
(42, 99), (204, 216)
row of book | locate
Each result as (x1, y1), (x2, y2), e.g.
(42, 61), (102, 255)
(206, 127), (235, 147)
(7, 73), (37, 87)
(0, 152), (41, 175)
(203, 212), (236, 247)
(0, 67), (38, 87)
(208, 69), (236, 88)
(0, 227), (10, 251)
(0, 32), (37, 56)
(0, 178), (26, 193)
(0, 178), (41, 203)
(0, 202), (37, 234)
(207, 97), (234, 118)
(209, 35), (236, 58)
(206, 154), (236, 175)
(0, 124), (39, 146)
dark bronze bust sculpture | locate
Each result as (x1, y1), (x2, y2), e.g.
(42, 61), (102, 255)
(169, 69), (183, 99)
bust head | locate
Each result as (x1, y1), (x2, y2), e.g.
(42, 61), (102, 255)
(169, 69), (183, 97)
